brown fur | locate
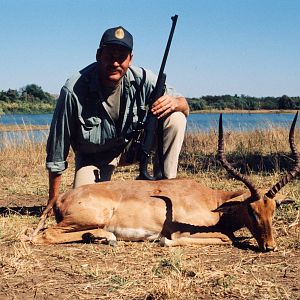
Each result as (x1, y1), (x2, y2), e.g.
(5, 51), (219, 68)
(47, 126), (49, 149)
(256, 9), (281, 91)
(29, 179), (291, 251)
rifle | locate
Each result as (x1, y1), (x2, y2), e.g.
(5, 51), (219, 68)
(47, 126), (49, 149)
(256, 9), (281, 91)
(138, 14), (178, 180)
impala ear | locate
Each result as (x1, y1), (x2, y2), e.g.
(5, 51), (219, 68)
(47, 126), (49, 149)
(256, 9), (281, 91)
(275, 198), (295, 208)
(212, 201), (242, 214)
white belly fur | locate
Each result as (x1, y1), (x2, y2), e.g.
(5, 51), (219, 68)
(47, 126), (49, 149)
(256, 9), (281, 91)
(107, 227), (160, 241)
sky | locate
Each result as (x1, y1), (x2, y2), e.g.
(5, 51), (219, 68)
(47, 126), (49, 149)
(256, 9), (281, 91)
(0, 0), (299, 98)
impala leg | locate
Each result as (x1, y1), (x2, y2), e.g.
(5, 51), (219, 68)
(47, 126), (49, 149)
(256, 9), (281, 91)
(31, 226), (117, 246)
(160, 232), (232, 247)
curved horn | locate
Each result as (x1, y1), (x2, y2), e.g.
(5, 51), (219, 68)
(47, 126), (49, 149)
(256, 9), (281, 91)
(266, 112), (300, 199)
(218, 114), (260, 201)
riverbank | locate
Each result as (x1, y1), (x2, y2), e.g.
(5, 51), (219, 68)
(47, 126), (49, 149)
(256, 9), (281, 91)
(0, 124), (49, 132)
(191, 109), (297, 114)
(1, 108), (297, 116)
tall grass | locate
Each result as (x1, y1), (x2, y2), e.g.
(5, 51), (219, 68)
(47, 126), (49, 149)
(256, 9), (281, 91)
(181, 125), (300, 174)
(0, 124), (299, 199)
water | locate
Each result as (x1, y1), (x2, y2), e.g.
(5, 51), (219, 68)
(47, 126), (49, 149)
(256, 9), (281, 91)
(187, 112), (296, 132)
(0, 113), (53, 126)
(0, 114), (52, 146)
(0, 112), (297, 146)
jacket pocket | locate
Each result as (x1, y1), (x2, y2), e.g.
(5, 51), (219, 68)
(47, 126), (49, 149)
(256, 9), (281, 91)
(78, 116), (102, 145)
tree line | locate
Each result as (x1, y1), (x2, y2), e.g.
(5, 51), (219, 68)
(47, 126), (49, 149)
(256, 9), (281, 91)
(0, 84), (56, 114)
(1, 84), (300, 114)
(188, 94), (300, 111)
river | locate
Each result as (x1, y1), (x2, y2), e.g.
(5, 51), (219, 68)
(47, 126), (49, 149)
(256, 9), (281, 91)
(0, 112), (297, 146)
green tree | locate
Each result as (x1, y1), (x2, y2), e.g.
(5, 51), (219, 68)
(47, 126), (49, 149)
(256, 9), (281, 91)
(6, 89), (18, 101)
(188, 98), (207, 110)
(278, 95), (294, 109)
(21, 84), (47, 101)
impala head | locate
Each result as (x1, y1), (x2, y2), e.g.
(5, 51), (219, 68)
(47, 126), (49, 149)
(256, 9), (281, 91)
(216, 113), (299, 252)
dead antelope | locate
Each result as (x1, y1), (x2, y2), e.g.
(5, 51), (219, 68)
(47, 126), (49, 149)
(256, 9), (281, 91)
(29, 113), (300, 251)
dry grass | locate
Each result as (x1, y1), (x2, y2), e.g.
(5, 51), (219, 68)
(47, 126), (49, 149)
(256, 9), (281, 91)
(0, 126), (299, 299)
(0, 124), (49, 132)
(181, 125), (300, 174)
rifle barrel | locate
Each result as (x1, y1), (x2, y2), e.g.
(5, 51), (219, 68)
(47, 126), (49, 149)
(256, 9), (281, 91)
(157, 15), (178, 80)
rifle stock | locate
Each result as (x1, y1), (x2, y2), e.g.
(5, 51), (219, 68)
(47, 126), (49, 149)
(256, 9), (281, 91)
(138, 15), (178, 180)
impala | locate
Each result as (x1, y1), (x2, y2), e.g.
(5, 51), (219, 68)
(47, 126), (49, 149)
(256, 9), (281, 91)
(29, 113), (299, 251)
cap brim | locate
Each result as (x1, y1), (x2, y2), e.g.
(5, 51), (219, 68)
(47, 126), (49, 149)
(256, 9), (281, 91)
(102, 40), (132, 50)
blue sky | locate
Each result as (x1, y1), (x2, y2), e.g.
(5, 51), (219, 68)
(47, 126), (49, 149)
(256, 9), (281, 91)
(0, 0), (299, 97)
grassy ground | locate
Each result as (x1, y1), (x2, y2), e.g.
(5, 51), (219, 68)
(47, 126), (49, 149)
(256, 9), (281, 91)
(0, 126), (299, 299)
(0, 124), (49, 132)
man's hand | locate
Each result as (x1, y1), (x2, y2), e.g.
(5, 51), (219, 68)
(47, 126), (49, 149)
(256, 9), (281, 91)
(151, 95), (179, 119)
(151, 95), (189, 119)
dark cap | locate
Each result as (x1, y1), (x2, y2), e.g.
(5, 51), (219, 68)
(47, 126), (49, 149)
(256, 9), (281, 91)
(99, 26), (133, 51)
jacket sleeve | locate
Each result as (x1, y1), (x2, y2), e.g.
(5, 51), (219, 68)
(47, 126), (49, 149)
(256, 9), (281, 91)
(46, 87), (76, 173)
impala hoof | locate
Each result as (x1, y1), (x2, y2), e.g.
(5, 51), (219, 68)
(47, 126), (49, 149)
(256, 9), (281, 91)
(264, 245), (278, 252)
(20, 227), (34, 242)
(159, 237), (172, 247)
(108, 240), (117, 247)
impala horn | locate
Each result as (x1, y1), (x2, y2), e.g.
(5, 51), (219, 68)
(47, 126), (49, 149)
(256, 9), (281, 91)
(218, 114), (260, 201)
(265, 112), (300, 199)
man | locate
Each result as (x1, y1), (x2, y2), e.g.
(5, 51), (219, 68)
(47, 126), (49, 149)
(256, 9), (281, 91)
(46, 26), (189, 202)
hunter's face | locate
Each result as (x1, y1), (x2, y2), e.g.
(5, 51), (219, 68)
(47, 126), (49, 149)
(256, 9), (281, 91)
(97, 44), (132, 87)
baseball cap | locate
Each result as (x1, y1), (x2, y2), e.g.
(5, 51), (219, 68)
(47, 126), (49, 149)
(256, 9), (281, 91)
(99, 26), (133, 51)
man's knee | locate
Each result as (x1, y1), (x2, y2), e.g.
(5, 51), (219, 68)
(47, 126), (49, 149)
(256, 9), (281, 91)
(164, 111), (187, 132)
(73, 164), (115, 188)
